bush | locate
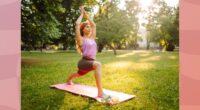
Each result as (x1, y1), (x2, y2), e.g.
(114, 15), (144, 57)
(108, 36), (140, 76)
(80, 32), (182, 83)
(166, 44), (175, 51)
(48, 45), (58, 50)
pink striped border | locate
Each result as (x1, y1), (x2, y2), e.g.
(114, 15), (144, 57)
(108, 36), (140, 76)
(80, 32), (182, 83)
(180, 0), (200, 109)
(0, 0), (20, 110)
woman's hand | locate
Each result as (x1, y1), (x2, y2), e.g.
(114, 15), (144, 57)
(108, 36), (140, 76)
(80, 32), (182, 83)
(80, 6), (89, 19)
(80, 6), (85, 15)
(83, 11), (90, 19)
(80, 6), (96, 39)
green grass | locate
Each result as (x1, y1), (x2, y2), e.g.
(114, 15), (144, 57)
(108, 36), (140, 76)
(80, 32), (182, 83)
(21, 50), (179, 110)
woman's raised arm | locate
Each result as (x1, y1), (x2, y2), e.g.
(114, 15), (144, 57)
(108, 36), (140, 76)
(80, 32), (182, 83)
(84, 10), (96, 39)
(75, 6), (84, 46)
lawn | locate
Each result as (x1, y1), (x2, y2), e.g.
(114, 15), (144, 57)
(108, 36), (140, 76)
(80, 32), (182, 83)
(21, 50), (179, 110)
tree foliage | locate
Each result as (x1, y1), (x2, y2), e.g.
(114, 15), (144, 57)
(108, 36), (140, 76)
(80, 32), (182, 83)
(21, 0), (179, 53)
(21, 0), (65, 50)
(21, 0), (97, 51)
(95, 0), (141, 54)
(145, 0), (179, 51)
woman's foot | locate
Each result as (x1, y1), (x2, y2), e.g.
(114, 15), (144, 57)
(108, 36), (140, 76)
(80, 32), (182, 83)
(98, 92), (108, 98)
(66, 80), (74, 85)
(98, 92), (112, 103)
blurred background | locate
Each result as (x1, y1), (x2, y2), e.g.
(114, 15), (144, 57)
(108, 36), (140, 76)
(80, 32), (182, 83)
(21, 0), (179, 54)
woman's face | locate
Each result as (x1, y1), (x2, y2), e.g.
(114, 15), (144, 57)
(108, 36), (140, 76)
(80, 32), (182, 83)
(83, 24), (91, 35)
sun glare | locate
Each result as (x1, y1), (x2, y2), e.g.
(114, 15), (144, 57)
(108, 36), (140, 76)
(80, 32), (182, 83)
(139, 0), (153, 9)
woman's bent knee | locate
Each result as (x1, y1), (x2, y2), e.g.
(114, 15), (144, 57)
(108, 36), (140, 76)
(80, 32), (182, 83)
(93, 61), (102, 69)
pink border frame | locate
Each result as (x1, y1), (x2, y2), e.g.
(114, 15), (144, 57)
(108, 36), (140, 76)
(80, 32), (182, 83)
(0, 0), (20, 110)
(180, 0), (200, 109)
(1, 0), (200, 109)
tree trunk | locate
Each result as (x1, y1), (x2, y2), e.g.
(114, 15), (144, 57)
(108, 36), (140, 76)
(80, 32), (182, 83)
(40, 47), (43, 52)
(166, 40), (175, 51)
(63, 35), (68, 50)
(107, 44), (117, 55)
(113, 48), (117, 55)
(146, 38), (150, 50)
(146, 44), (150, 50)
(98, 43), (104, 53)
(146, 33), (150, 50)
(63, 42), (68, 50)
(40, 41), (43, 52)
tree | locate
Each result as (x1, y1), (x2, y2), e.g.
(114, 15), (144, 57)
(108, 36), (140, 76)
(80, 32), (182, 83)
(125, 0), (141, 49)
(145, 0), (179, 51)
(95, 0), (140, 54)
(21, 0), (98, 51)
(21, 0), (65, 51)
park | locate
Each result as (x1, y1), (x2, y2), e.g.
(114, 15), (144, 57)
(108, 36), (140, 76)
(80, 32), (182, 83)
(21, 0), (179, 109)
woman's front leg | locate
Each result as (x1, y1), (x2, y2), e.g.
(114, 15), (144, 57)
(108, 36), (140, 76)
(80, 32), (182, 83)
(93, 61), (104, 97)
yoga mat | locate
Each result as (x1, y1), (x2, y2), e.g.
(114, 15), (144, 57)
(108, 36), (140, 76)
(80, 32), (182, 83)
(50, 83), (135, 104)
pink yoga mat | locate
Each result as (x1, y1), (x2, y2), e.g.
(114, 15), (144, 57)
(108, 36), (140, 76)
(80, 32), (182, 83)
(50, 83), (135, 104)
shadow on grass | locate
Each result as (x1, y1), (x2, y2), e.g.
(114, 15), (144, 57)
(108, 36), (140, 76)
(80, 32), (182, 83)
(21, 86), (65, 110)
(21, 58), (53, 66)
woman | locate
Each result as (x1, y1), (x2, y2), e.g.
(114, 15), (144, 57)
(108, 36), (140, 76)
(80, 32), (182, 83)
(66, 6), (111, 101)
